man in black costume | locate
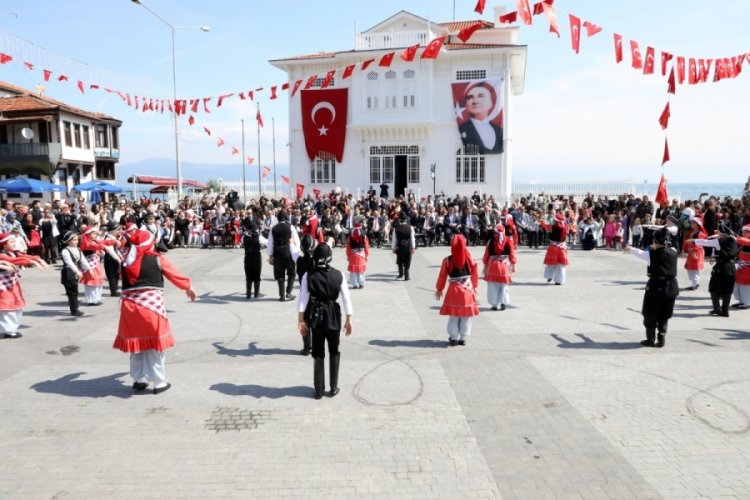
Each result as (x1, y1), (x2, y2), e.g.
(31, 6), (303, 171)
(297, 244), (353, 399)
(266, 210), (299, 302)
(691, 220), (739, 317)
(391, 211), (416, 280)
(626, 227), (679, 348)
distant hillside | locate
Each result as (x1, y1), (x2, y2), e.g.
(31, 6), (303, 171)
(115, 158), (289, 186)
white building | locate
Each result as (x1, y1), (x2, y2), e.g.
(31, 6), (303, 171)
(270, 7), (526, 203)
(0, 81), (121, 202)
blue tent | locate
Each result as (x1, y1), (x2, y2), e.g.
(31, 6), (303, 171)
(0, 177), (65, 193)
(73, 180), (123, 193)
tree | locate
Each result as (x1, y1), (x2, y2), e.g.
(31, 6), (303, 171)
(206, 179), (221, 193)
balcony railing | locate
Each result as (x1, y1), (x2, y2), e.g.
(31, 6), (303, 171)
(0, 142), (62, 162)
(355, 30), (430, 51)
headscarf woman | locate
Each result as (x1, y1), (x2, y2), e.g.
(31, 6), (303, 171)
(345, 217), (370, 289)
(0, 232), (48, 338)
(434, 234), (479, 346)
(482, 223), (516, 311)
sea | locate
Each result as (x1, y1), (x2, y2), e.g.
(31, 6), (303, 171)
(511, 181), (746, 202)
(642, 183), (744, 202)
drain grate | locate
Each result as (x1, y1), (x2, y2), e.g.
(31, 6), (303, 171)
(204, 407), (270, 432)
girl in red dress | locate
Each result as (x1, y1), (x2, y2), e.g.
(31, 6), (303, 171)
(0, 232), (48, 338)
(682, 217), (707, 291)
(482, 223), (516, 311)
(345, 220), (370, 289)
(435, 234), (479, 346)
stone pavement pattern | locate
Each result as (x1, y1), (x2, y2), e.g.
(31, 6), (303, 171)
(1, 244), (749, 499)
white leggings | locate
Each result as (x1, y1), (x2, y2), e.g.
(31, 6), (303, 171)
(446, 316), (473, 340)
(130, 349), (168, 388)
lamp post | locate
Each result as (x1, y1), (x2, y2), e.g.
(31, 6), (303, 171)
(430, 162), (436, 198)
(131, 0), (209, 201)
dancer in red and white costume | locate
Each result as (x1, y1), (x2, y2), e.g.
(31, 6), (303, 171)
(345, 220), (370, 289)
(540, 212), (569, 285)
(435, 234), (479, 346)
(732, 225), (750, 309)
(482, 223), (516, 311)
(0, 232), (48, 338)
(113, 230), (196, 394)
(79, 225), (116, 306)
(681, 216), (707, 291)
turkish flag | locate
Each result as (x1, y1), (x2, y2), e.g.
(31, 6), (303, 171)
(474, 0), (486, 14)
(457, 22), (483, 42)
(643, 46), (655, 74)
(613, 34), (623, 63)
(342, 65), (355, 79)
(400, 44), (420, 62)
(660, 51), (673, 76)
(291, 80), (303, 97)
(582, 20), (602, 37)
(256, 109), (264, 128)
(569, 14), (581, 53)
(312, 188), (321, 199)
(515, 0), (533, 25)
(688, 58), (697, 84)
(77, 81), (85, 94)
(231, 147), (239, 155)
(421, 36), (446, 59)
(676, 56), (686, 84)
(190, 99), (199, 113)
(58, 74), (69, 82)
(296, 183), (305, 199)
(661, 140), (670, 167)
(262, 166), (271, 178)
(630, 40), (642, 69)
(361, 59), (375, 70)
(0, 53), (11, 64)
(247, 156), (254, 165)
(698, 58), (712, 83)
(667, 68), (676, 95)
(270, 86), (278, 99)
(217, 138), (225, 148)
(658, 102), (670, 130)
(23, 61), (33, 71)
(655, 174), (669, 205)
(322, 70), (336, 89)
(379, 52), (395, 67)
(499, 12), (518, 24)
(188, 115), (195, 126)
(542, 3), (559, 38)
(301, 88), (348, 162)
(281, 175), (290, 185)
(203, 97), (211, 113)
(304, 75), (317, 90)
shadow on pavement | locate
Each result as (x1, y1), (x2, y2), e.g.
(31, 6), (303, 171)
(209, 382), (311, 399)
(369, 339), (446, 349)
(213, 341), (300, 357)
(30, 371), (131, 398)
(551, 333), (642, 350)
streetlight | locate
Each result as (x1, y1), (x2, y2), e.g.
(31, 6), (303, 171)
(430, 162), (436, 198)
(131, 0), (209, 201)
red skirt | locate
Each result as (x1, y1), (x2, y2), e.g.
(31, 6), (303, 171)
(0, 283), (25, 311)
(543, 244), (569, 266)
(347, 251), (368, 273)
(113, 300), (175, 353)
(737, 263), (750, 286)
(439, 282), (479, 317)
(684, 246), (705, 271)
(484, 258), (512, 284)
(81, 263), (105, 286)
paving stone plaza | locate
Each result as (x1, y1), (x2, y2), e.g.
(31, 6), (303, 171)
(1, 245), (748, 499)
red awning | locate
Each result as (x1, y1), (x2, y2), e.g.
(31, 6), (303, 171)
(128, 175), (206, 189)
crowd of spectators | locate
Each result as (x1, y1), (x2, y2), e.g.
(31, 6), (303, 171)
(1, 183), (748, 263)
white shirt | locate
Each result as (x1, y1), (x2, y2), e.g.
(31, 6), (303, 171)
(470, 117), (497, 150)
(266, 223), (300, 257)
(297, 271), (353, 316)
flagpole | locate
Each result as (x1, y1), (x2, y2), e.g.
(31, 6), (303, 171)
(272, 117), (277, 198)
(256, 102), (261, 199)
(241, 118), (246, 204)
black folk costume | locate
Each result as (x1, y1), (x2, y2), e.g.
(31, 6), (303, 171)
(693, 223), (740, 317)
(295, 233), (317, 356)
(392, 212), (415, 281)
(266, 211), (299, 302)
(102, 223), (123, 297)
(297, 244), (353, 399)
(628, 228), (679, 347)
(242, 220), (266, 299)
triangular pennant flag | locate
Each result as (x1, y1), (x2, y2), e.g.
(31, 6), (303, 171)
(658, 102), (670, 130)
(76, 81), (85, 94)
(515, 0), (533, 25)
(203, 126), (211, 136)
(231, 147), (239, 155)
(582, 20), (602, 37)
(421, 36), (446, 59)
(498, 12), (518, 24)
(630, 40), (643, 69)
(321, 70), (336, 88)
(188, 115), (195, 126)
(457, 22), (483, 43)
(23, 61), (33, 71)
(655, 175), (669, 205)
(614, 34), (623, 63)
(400, 44), (420, 61)
(361, 59), (375, 70)
(661, 140), (670, 167)
(270, 85), (278, 99)
(0, 53), (12, 64)
(217, 138), (225, 148)
(58, 74), (69, 82)
(378, 52), (395, 67)
(342, 65), (355, 79)
(569, 14), (581, 52)
(474, 0), (487, 14)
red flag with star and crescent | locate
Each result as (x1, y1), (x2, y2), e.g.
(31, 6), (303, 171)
(281, 175), (290, 185)
(301, 88), (348, 162)
(262, 166), (271, 178)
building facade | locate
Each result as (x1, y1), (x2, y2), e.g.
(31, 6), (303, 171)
(270, 8), (526, 203)
(0, 81), (121, 201)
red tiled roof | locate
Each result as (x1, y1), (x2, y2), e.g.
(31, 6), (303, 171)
(439, 20), (495, 31)
(0, 80), (120, 123)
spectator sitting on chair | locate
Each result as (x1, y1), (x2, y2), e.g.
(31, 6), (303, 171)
(461, 206), (480, 246)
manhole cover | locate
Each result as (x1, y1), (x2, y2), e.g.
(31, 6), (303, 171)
(204, 407), (271, 432)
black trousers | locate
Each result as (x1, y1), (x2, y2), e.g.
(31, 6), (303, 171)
(396, 251), (412, 270)
(104, 257), (120, 295)
(273, 255), (295, 293)
(311, 327), (340, 359)
(62, 278), (80, 314)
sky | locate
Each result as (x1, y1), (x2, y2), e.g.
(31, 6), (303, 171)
(0, 0), (747, 185)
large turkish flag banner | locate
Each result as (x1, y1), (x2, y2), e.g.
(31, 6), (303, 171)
(301, 88), (348, 162)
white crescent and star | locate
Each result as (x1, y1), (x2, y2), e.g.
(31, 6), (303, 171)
(311, 101), (336, 136)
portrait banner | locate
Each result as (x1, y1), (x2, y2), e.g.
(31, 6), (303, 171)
(451, 77), (504, 154)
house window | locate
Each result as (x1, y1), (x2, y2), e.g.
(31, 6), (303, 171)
(408, 156), (420, 183)
(367, 96), (378, 109)
(63, 121), (72, 147)
(403, 69), (415, 79)
(384, 95), (397, 109)
(368, 146), (419, 183)
(456, 69), (487, 80)
(455, 145), (486, 183)
(385, 70), (397, 80)
(111, 127), (119, 149)
(95, 125), (108, 148)
(73, 124), (81, 148)
(369, 156), (380, 184)
(367, 71), (378, 81)
(402, 95), (415, 108)
(310, 154), (336, 184)
(82, 125), (90, 149)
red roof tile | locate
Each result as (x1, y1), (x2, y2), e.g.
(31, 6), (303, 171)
(0, 80), (120, 123)
(439, 20), (495, 31)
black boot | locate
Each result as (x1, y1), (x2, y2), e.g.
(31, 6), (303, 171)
(397, 263), (403, 279)
(301, 333), (312, 356)
(709, 291), (722, 315)
(656, 332), (666, 348)
(329, 353), (340, 397)
(285, 277), (295, 301)
(641, 327), (656, 347)
(67, 294), (82, 317)
(246, 281), (252, 299)
(721, 294), (731, 317)
(277, 280), (286, 301)
(253, 281), (260, 298)
(404, 269), (410, 281)
(314, 358), (325, 399)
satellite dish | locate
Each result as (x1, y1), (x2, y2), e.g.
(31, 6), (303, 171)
(21, 127), (34, 140)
